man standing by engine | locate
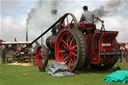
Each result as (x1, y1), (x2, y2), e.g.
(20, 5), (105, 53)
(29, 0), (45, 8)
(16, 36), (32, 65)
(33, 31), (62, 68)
(80, 5), (104, 23)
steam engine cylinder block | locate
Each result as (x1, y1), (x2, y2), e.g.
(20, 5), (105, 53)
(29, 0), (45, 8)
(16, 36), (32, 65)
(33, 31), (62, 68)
(46, 35), (57, 49)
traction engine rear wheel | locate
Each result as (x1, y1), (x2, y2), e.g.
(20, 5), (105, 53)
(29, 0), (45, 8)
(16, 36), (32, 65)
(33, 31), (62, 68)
(55, 29), (88, 72)
(36, 45), (48, 67)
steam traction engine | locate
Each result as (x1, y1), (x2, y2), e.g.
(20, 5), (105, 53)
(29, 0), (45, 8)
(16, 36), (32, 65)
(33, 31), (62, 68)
(36, 13), (121, 72)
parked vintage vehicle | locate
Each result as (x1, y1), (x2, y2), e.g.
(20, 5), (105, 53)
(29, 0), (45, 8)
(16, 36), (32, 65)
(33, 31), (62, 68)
(35, 13), (122, 72)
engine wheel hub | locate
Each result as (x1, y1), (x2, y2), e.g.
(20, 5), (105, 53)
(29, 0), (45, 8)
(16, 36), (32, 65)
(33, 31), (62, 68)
(65, 48), (70, 54)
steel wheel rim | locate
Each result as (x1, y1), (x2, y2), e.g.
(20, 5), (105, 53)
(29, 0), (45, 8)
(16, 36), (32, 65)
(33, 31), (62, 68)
(56, 30), (78, 71)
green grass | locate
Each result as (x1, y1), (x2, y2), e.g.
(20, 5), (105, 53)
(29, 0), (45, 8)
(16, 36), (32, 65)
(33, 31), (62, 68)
(0, 59), (128, 85)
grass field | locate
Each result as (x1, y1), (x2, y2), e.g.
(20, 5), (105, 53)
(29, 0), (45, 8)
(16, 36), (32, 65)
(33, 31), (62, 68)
(0, 59), (128, 85)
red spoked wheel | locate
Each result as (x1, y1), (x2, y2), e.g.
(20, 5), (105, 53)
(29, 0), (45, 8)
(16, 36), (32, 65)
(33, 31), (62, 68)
(55, 29), (88, 72)
(36, 45), (48, 67)
(59, 13), (78, 31)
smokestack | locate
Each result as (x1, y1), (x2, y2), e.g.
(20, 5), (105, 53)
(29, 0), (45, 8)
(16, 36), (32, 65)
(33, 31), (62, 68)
(26, 18), (29, 42)
(14, 38), (17, 42)
(26, 8), (34, 42)
(51, 9), (57, 15)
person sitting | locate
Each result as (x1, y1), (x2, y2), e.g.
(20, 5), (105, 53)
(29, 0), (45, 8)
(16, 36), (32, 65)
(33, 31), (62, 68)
(80, 5), (104, 24)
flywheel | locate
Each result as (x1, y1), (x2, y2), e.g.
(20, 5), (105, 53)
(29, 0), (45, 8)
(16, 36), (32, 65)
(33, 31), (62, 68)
(59, 13), (78, 31)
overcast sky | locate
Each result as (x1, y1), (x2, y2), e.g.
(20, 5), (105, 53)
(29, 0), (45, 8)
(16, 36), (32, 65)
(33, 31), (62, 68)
(0, 0), (128, 43)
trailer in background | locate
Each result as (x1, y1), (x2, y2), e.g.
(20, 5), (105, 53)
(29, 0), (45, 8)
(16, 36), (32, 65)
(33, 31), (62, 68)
(0, 41), (36, 65)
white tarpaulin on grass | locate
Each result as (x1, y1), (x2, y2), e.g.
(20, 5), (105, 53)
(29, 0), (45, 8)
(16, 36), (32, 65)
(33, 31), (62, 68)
(47, 62), (75, 77)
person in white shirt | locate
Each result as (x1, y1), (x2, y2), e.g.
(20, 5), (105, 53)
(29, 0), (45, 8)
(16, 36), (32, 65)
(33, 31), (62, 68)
(80, 5), (104, 23)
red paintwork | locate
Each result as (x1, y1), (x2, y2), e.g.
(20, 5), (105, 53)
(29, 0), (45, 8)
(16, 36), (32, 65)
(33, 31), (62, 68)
(78, 22), (96, 31)
(50, 36), (58, 48)
(0, 40), (2, 46)
(56, 30), (77, 71)
(59, 14), (71, 31)
(48, 21), (119, 69)
(78, 22), (118, 64)
(36, 46), (45, 67)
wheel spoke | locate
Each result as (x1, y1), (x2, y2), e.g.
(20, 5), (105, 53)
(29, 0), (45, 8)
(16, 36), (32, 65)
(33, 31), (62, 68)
(66, 33), (71, 46)
(70, 38), (74, 46)
(41, 53), (45, 58)
(70, 18), (74, 24)
(71, 57), (75, 64)
(68, 59), (72, 67)
(66, 16), (69, 25)
(61, 38), (67, 46)
(71, 45), (77, 49)
(64, 57), (69, 64)
(69, 33), (73, 42)
(73, 49), (77, 52)
(66, 16), (71, 28)
(64, 56), (68, 62)
(63, 44), (67, 49)
(59, 49), (65, 53)
(72, 52), (77, 56)
(66, 38), (69, 46)
(61, 23), (65, 27)
(73, 56), (76, 63)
